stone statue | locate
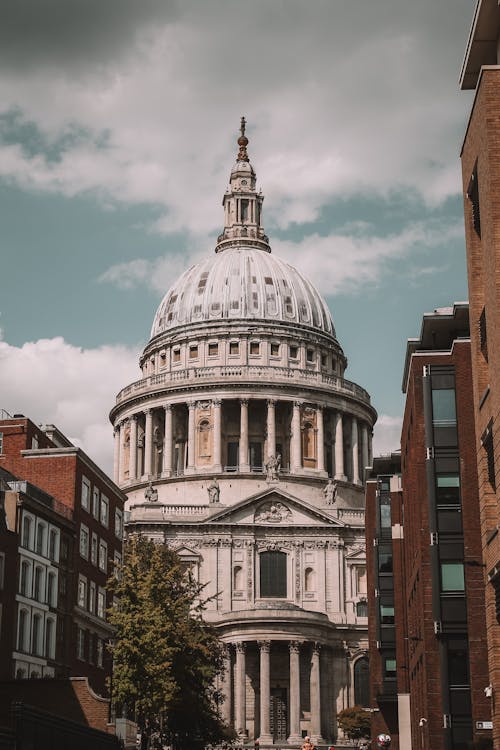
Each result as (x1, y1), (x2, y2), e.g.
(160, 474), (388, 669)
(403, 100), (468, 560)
(265, 454), (280, 481)
(323, 478), (337, 504)
(207, 478), (220, 503)
(144, 481), (158, 502)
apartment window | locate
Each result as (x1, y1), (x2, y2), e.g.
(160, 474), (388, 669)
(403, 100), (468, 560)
(81, 477), (91, 511)
(380, 603), (395, 625)
(384, 656), (396, 679)
(479, 307), (488, 357)
(441, 562), (465, 592)
(289, 345), (298, 359)
(229, 341), (239, 355)
(97, 588), (106, 619)
(92, 487), (100, 519)
(32, 614), (43, 656)
(378, 546), (393, 574)
(379, 495), (391, 529)
(89, 581), (96, 614)
(249, 341), (260, 356)
(270, 343), (280, 357)
(18, 609), (29, 651)
(172, 348), (181, 363)
(34, 566), (44, 602)
(78, 576), (87, 609)
(467, 163), (481, 237)
(0, 432), (3, 453)
(20, 561), (30, 597)
(22, 516), (32, 549)
(208, 342), (218, 357)
(91, 533), (98, 565)
(100, 496), (109, 527)
(189, 345), (198, 359)
(115, 508), (123, 539)
(447, 638), (469, 686)
(79, 524), (89, 559)
(431, 370), (457, 447)
(45, 618), (55, 660)
(32, 436), (38, 449)
(436, 474), (460, 505)
(482, 421), (496, 490)
(98, 540), (108, 573)
(0, 553), (4, 589)
(260, 551), (287, 598)
(47, 572), (56, 607)
(113, 551), (122, 578)
(36, 523), (46, 556)
(77, 628), (85, 660)
(88, 632), (95, 665)
(97, 638), (104, 667)
(48, 529), (58, 562)
(432, 388), (456, 425)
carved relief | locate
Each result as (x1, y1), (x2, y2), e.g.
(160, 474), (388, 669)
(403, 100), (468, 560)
(254, 501), (292, 523)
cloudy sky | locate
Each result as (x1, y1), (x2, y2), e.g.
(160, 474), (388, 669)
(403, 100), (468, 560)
(0, 0), (475, 473)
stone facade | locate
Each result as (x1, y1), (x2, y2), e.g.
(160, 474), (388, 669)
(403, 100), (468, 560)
(111, 122), (377, 744)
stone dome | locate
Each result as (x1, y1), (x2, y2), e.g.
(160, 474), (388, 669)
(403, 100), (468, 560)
(150, 246), (336, 339)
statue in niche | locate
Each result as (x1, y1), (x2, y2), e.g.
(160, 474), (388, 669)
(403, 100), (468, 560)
(265, 454), (281, 481)
(207, 478), (220, 504)
(153, 425), (163, 475)
(144, 481), (158, 502)
(254, 501), (292, 523)
(323, 478), (338, 505)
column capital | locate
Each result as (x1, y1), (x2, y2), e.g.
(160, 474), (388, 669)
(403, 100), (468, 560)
(312, 641), (322, 655)
(164, 403), (172, 413)
(240, 397), (249, 406)
(235, 641), (246, 654)
(289, 640), (301, 654)
(267, 398), (276, 407)
(144, 408), (153, 417)
(258, 640), (271, 652)
(212, 398), (222, 407)
(187, 400), (196, 410)
(293, 400), (303, 408)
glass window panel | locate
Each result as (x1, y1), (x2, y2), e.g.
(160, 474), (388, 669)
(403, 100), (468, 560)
(441, 562), (465, 592)
(432, 389), (456, 424)
(436, 474), (460, 504)
(380, 496), (391, 528)
(380, 604), (395, 624)
(260, 551), (287, 598)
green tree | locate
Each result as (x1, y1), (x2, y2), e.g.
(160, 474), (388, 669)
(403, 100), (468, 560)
(337, 705), (371, 742)
(107, 535), (226, 749)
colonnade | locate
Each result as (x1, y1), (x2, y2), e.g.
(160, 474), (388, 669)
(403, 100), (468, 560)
(113, 397), (372, 487)
(221, 640), (325, 744)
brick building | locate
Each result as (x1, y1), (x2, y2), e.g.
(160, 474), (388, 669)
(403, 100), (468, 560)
(365, 453), (410, 750)
(460, 1), (500, 746)
(0, 415), (126, 695)
(366, 304), (491, 750)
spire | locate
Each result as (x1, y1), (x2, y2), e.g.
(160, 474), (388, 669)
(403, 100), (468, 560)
(237, 116), (249, 162)
(214, 119), (271, 254)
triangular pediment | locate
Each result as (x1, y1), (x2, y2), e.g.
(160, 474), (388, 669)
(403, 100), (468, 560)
(204, 487), (345, 528)
(173, 544), (201, 558)
(345, 545), (366, 560)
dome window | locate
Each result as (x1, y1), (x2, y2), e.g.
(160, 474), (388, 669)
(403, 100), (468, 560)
(230, 301), (239, 310)
(193, 305), (202, 314)
(284, 296), (293, 315)
(208, 342), (218, 357)
(307, 349), (315, 363)
(270, 343), (280, 357)
(229, 341), (239, 355)
(321, 353), (327, 367)
(264, 277), (273, 285)
(249, 341), (260, 356)
(189, 345), (198, 359)
(173, 348), (181, 363)
(211, 302), (221, 311)
(289, 345), (298, 360)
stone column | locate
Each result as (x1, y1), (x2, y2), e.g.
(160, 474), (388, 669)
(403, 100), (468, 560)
(187, 401), (196, 473)
(316, 405), (325, 473)
(239, 399), (250, 472)
(259, 641), (273, 743)
(113, 425), (121, 484)
(235, 642), (246, 739)
(361, 423), (369, 483)
(310, 643), (324, 744)
(266, 399), (276, 460)
(351, 417), (360, 485)
(213, 399), (222, 471)
(368, 428), (373, 469)
(144, 409), (153, 478)
(334, 412), (346, 481)
(291, 401), (302, 474)
(129, 415), (138, 482)
(220, 646), (232, 727)
(163, 405), (173, 476)
(288, 641), (302, 743)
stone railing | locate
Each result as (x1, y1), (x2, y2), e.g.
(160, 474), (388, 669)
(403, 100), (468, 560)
(116, 365), (371, 405)
(336, 508), (365, 524)
(130, 504), (210, 519)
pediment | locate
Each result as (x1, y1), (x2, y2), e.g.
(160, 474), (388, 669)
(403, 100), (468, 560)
(204, 488), (345, 528)
(173, 544), (201, 559)
(345, 545), (366, 560)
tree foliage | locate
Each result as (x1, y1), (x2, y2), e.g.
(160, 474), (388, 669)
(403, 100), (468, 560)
(107, 535), (226, 748)
(337, 705), (371, 740)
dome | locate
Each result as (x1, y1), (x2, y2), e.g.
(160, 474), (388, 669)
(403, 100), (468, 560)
(150, 245), (336, 339)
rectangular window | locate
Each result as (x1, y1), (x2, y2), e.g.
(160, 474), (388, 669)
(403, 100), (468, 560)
(98, 540), (108, 573)
(432, 388), (456, 425)
(249, 341), (260, 355)
(79, 525), (89, 559)
(100, 496), (109, 527)
(270, 343), (280, 356)
(479, 307), (487, 357)
(0, 432), (3, 454)
(48, 529), (58, 562)
(380, 603), (395, 624)
(173, 348), (180, 362)
(467, 164), (481, 237)
(229, 341), (239, 355)
(260, 551), (287, 598)
(36, 523), (45, 556)
(114, 508), (123, 539)
(89, 581), (96, 614)
(436, 474), (460, 505)
(91, 533), (98, 566)
(378, 546), (393, 574)
(78, 576), (87, 609)
(189, 345), (198, 359)
(97, 588), (106, 619)
(0, 553), (4, 590)
(482, 421), (496, 490)
(447, 638), (469, 686)
(379, 495), (391, 529)
(208, 342), (218, 357)
(306, 348), (315, 362)
(441, 562), (465, 592)
(81, 477), (91, 511)
(289, 345), (298, 359)
(97, 638), (104, 667)
(92, 487), (100, 519)
(384, 656), (396, 678)
(114, 551), (122, 579)
(77, 627), (85, 660)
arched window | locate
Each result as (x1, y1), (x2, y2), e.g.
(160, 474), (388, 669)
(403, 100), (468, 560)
(22, 516), (32, 549)
(260, 551), (287, 598)
(36, 523), (46, 556)
(47, 572), (56, 607)
(45, 618), (55, 659)
(34, 566), (44, 602)
(302, 422), (315, 459)
(304, 567), (316, 592)
(198, 419), (211, 458)
(49, 529), (58, 561)
(356, 600), (368, 618)
(32, 613), (43, 656)
(20, 560), (31, 597)
(354, 657), (370, 707)
(233, 566), (243, 591)
(356, 566), (367, 595)
(18, 609), (29, 652)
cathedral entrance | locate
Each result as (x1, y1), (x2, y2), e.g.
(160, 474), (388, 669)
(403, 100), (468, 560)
(270, 688), (287, 742)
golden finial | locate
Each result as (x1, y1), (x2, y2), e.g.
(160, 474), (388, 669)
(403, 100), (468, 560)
(237, 116), (249, 162)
